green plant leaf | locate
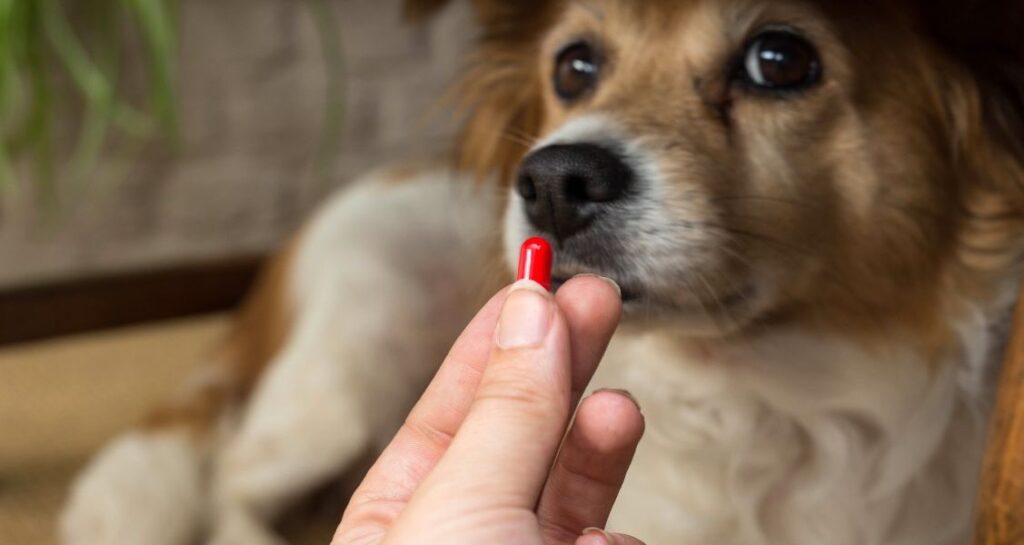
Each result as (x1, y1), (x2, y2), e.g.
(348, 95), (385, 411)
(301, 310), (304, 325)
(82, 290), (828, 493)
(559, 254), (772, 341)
(0, 0), (179, 205)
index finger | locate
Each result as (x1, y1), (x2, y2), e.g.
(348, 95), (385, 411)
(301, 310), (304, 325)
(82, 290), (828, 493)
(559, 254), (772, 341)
(334, 287), (510, 544)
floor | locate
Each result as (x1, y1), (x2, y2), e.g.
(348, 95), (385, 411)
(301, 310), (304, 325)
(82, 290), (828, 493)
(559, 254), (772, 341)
(0, 316), (245, 544)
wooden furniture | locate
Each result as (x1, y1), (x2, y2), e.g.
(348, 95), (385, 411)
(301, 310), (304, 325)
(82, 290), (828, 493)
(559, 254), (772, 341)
(0, 256), (262, 346)
(975, 282), (1024, 544)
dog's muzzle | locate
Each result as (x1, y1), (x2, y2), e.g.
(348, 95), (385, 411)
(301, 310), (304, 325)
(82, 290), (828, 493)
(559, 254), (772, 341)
(516, 143), (635, 243)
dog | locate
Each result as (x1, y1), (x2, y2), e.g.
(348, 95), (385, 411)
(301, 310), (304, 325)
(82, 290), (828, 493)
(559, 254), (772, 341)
(61, 1), (1024, 544)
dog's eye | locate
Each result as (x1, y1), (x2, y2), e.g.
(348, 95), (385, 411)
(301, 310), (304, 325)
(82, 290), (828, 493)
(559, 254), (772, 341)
(554, 42), (600, 102)
(741, 30), (820, 91)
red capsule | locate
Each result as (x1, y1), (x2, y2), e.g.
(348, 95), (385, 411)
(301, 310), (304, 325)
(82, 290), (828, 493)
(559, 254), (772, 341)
(517, 237), (553, 291)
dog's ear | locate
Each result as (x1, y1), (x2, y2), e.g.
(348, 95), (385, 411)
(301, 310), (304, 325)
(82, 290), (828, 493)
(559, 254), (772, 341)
(404, 0), (558, 183)
(922, 0), (1024, 282)
(924, 0), (1024, 165)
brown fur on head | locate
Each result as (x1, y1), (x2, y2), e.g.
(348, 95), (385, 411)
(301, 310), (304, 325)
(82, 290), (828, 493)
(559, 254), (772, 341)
(406, 0), (1024, 181)
(408, 0), (1024, 342)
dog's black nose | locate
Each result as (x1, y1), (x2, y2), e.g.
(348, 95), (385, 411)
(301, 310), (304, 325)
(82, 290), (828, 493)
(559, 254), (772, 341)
(516, 144), (634, 241)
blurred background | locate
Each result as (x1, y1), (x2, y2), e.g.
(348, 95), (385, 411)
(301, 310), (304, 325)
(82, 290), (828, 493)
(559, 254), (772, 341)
(0, 1), (471, 543)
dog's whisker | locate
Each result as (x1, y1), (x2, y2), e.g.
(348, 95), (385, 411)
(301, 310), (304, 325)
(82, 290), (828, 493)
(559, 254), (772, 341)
(692, 270), (738, 329)
(498, 133), (535, 149)
(504, 126), (541, 145)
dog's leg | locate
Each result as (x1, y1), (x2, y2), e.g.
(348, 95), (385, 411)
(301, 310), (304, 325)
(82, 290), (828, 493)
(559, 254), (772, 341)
(207, 168), (505, 544)
(207, 292), (411, 545)
(60, 430), (205, 545)
(60, 244), (299, 545)
(60, 168), (502, 545)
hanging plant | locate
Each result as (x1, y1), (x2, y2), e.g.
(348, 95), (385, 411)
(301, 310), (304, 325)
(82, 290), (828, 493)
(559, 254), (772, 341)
(0, 0), (346, 209)
(0, 0), (178, 203)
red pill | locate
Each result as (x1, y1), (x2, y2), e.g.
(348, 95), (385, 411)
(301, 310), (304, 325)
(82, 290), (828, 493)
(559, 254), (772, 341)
(517, 237), (553, 291)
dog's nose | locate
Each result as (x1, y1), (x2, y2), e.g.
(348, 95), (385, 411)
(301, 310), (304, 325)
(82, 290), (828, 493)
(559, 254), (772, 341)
(516, 144), (634, 241)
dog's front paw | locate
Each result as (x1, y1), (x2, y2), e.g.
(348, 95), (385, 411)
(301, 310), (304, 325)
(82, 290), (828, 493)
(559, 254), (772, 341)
(59, 432), (203, 545)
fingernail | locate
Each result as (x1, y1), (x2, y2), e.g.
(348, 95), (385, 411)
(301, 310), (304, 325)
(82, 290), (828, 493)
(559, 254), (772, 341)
(580, 528), (612, 545)
(595, 388), (642, 412)
(576, 274), (622, 297)
(496, 280), (553, 349)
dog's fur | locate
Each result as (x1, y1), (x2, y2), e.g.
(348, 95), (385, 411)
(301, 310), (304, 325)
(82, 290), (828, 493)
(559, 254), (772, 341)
(61, 1), (1024, 544)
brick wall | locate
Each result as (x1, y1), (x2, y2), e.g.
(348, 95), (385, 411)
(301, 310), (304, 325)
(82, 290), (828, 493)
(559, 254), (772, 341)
(0, 0), (472, 289)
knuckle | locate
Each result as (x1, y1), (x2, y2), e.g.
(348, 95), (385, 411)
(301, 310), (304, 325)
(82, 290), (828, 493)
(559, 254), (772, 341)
(541, 520), (585, 545)
(475, 367), (564, 416)
(401, 416), (456, 451)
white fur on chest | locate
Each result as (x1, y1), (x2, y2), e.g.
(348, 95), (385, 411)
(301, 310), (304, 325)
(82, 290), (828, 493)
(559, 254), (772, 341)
(594, 323), (990, 545)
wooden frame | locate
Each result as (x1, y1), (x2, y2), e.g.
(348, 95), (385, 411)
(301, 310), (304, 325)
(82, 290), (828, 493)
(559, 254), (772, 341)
(0, 256), (263, 346)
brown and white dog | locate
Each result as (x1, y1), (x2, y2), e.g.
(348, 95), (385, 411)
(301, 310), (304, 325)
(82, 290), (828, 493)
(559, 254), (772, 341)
(61, 1), (1024, 544)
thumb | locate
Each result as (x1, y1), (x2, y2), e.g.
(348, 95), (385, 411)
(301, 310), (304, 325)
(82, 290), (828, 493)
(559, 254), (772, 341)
(386, 280), (574, 541)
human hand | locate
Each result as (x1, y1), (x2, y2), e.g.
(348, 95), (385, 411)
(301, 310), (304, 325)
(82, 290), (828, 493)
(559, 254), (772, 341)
(332, 276), (645, 545)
